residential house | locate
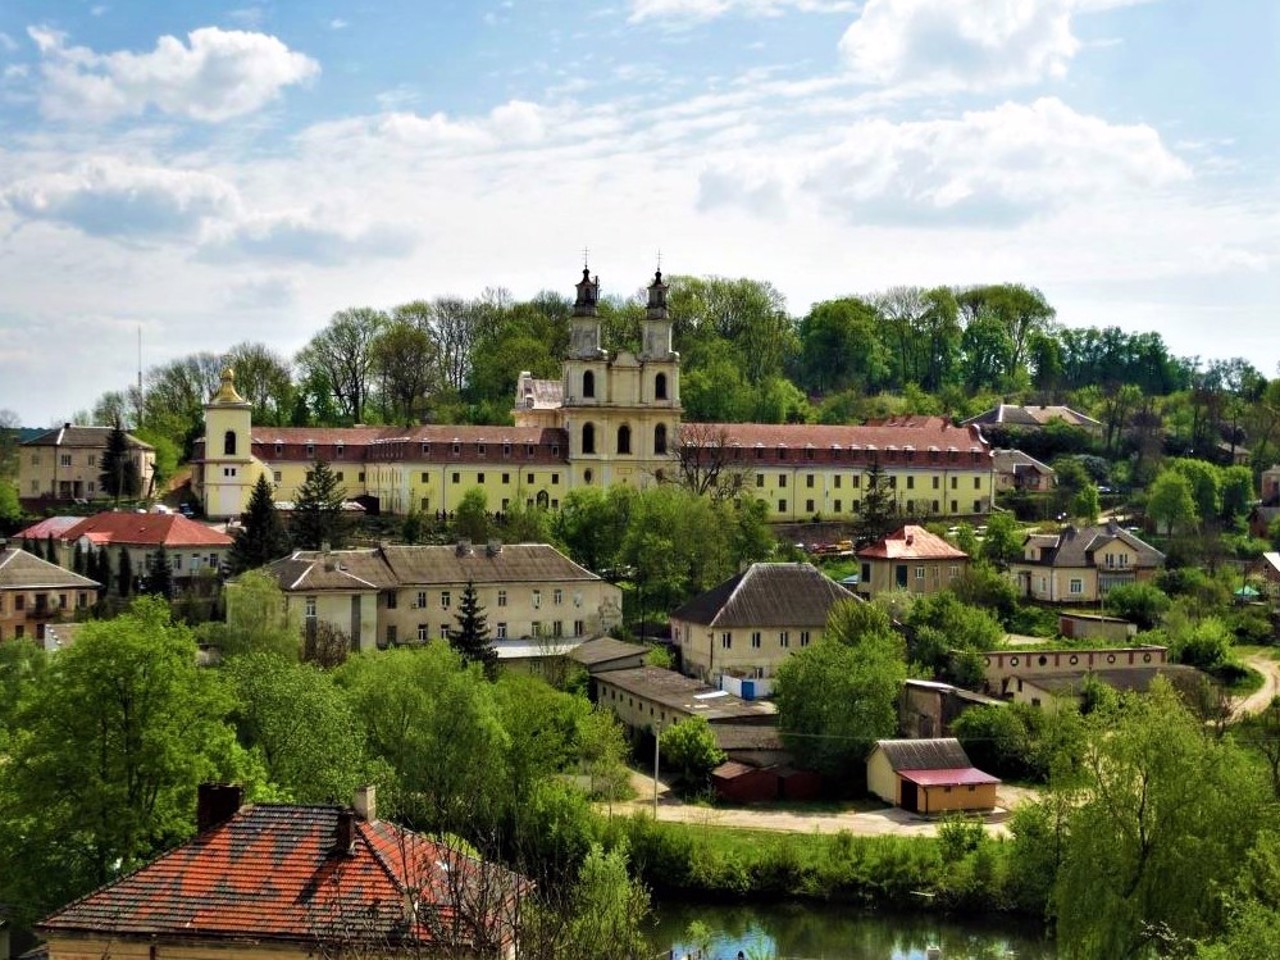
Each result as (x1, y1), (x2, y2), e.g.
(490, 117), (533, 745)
(595, 666), (775, 738)
(252, 541), (623, 654)
(1252, 552), (1280, 601)
(962, 404), (1102, 435)
(855, 525), (969, 597)
(899, 679), (1002, 740)
(991, 448), (1056, 493)
(1010, 663), (1211, 713)
(979, 644), (1168, 697)
(18, 423), (155, 503)
(670, 562), (855, 693)
(36, 784), (524, 960)
(0, 543), (100, 644)
(25, 512), (233, 592)
(568, 636), (649, 674)
(196, 267), (997, 522)
(1008, 520), (1164, 603)
(867, 738), (1000, 813)
(1262, 464), (1280, 503)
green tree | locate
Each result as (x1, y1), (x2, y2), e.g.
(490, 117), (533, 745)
(1147, 469), (1198, 535)
(448, 580), (497, 679)
(225, 653), (370, 804)
(0, 639), (46, 751)
(0, 479), (20, 527)
(230, 473), (291, 572)
(1104, 582), (1171, 631)
(552, 843), (651, 960)
(1220, 464), (1255, 525)
(980, 511), (1023, 570)
(454, 486), (491, 542)
(116, 546), (134, 597)
(291, 458), (348, 550)
(853, 460), (899, 546)
(200, 569), (300, 660)
(1171, 458), (1222, 525)
(0, 598), (249, 924)
(906, 592), (1003, 679)
(1071, 481), (1101, 524)
(660, 715), (726, 791)
(99, 419), (141, 504)
(146, 545), (173, 599)
(295, 307), (387, 424)
(1053, 681), (1270, 959)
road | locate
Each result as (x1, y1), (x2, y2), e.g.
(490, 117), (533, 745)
(606, 771), (1032, 838)
(1233, 652), (1280, 719)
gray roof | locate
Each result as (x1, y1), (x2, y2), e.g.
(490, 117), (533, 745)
(0, 548), (101, 591)
(568, 636), (649, 668)
(963, 405), (1101, 430)
(873, 738), (974, 772)
(1024, 664), (1208, 696)
(22, 424), (153, 450)
(261, 542), (603, 593)
(992, 448), (1056, 476)
(1021, 522), (1164, 569)
(596, 667), (777, 723)
(713, 724), (786, 752)
(670, 563), (855, 629)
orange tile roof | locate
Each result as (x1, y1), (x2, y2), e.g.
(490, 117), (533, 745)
(857, 525), (969, 560)
(60, 512), (233, 548)
(38, 804), (522, 950)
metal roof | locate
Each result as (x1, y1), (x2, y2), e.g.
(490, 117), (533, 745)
(670, 562), (855, 629)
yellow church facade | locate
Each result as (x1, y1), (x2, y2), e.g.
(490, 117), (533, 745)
(194, 267), (995, 522)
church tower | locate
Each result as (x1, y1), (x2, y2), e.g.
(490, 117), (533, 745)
(199, 368), (261, 519)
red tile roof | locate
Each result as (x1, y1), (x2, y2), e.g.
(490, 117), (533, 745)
(59, 513), (233, 548)
(898, 767), (1000, 787)
(857, 525), (968, 561)
(692, 417), (988, 451)
(38, 804), (522, 950)
(13, 516), (86, 541)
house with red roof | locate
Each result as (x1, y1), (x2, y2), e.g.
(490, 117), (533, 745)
(36, 784), (525, 960)
(855, 525), (969, 597)
(19, 512), (233, 591)
(866, 738), (999, 814)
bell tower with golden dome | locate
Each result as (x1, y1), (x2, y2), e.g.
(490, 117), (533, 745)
(199, 367), (264, 519)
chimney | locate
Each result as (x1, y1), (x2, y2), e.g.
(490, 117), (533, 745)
(64, 421), (72, 430)
(322, 541), (334, 571)
(486, 539), (502, 557)
(334, 810), (357, 856)
(456, 539), (472, 557)
(353, 785), (377, 822)
(196, 782), (243, 833)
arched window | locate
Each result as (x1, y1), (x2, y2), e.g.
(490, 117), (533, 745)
(654, 423), (668, 455)
(223, 430), (237, 456)
(617, 424), (632, 455)
(655, 372), (668, 400)
(582, 422), (596, 455)
(582, 370), (595, 399)
(584, 469), (593, 484)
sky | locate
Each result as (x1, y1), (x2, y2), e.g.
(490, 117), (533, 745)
(0, 0), (1277, 425)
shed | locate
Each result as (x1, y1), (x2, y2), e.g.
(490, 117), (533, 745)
(1059, 612), (1137, 642)
(711, 761), (779, 804)
(776, 766), (822, 802)
(867, 738), (999, 814)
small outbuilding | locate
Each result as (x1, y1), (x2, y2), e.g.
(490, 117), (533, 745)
(867, 738), (999, 814)
(711, 761), (779, 804)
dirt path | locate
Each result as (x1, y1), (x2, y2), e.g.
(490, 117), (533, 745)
(605, 771), (1037, 838)
(1233, 653), (1280, 719)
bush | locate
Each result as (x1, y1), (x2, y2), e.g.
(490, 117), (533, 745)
(1105, 582), (1172, 631)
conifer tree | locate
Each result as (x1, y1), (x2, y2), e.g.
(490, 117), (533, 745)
(99, 420), (140, 504)
(853, 459), (899, 546)
(291, 459), (348, 550)
(447, 580), (497, 679)
(230, 474), (291, 572)
(116, 547), (133, 598)
(147, 547), (173, 600)
(72, 541), (85, 575)
(44, 534), (57, 565)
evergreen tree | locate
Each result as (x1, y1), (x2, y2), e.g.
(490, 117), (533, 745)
(853, 459), (899, 546)
(116, 547), (133, 598)
(230, 474), (291, 572)
(44, 534), (57, 565)
(447, 580), (496, 678)
(146, 547), (173, 600)
(72, 541), (85, 575)
(99, 420), (141, 504)
(291, 459), (348, 550)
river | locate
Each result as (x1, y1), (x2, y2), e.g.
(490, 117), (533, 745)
(649, 901), (1057, 960)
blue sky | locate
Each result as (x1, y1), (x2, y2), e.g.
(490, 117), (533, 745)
(0, 0), (1277, 424)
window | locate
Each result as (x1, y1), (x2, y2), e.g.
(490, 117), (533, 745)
(582, 370), (595, 398)
(274, 471), (282, 483)
(386, 591), (398, 609)
(852, 475), (861, 489)
(933, 500), (940, 513)
(932, 476), (940, 489)
(532, 622), (543, 637)
(973, 500), (981, 513)
(418, 623), (428, 642)
(551, 473), (559, 484)
(582, 422), (596, 454)
(779, 475), (787, 488)
(223, 467), (237, 478)
(452, 442), (461, 455)
(834, 500), (842, 512)
(806, 474), (815, 488)
(172, 555), (182, 571)
(806, 500), (815, 513)
(1069, 578), (1084, 595)
(336, 443), (345, 458)
(553, 588), (563, 605)
(906, 500), (915, 513)
(477, 444), (486, 457)
(477, 473), (485, 484)
(502, 472), (510, 484)
(533, 589), (542, 609)
(503, 443), (511, 457)
(87, 482), (95, 493)
(416, 590), (427, 608)
(779, 631), (789, 648)
(573, 591), (583, 607)
(30, 454), (38, 465)
(553, 621), (563, 638)
(655, 372), (668, 399)
(617, 424), (632, 455)
(358, 472), (365, 482)
(386, 625), (398, 645)
(916, 566), (925, 580)
(335, 472), (344, 482)
(654, 423), (668, 455)
(951, 500), (958, 513)
(720, 631), (732, 649)
(949, 564), (959, 577)
(496, 622), (507, 639)
(60, 453), (72, 467)
(305, 596), (316, 618)
(751, 631), (762, 648)
(778, 500), (787, 513)
(14, 595), (24, 611)
(799, 630), (811, 646)
(950, 476), (958, 489)
(756, 474), (764, 488)
(974, 477), (981, 489)
(421, 497), (430, 511)
(907, 476), (915, 489)
(223, 431), (237, 456)
(441, 591), (451, 609)
(573, 619), (585, 636)
(306, 443), (315, 457)
(497, 589), (507, 607)
(451, 472), (460, 484)
(888, 476), (897, 489)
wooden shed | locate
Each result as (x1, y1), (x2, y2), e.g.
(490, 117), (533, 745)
(867, 738), (999, 814)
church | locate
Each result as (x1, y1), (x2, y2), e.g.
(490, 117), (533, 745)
(194, 266), (995, 523)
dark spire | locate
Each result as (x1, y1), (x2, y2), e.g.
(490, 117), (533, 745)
(646, 266), (668, 320)
(574, 265), (599, 317)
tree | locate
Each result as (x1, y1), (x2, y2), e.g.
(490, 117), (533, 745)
(1147, 469), (1198, 535)
(1071, 482), (1101, 524)
(448, 580), (497, 679)
(201, 569), (301, 660)
(99, 419), (141, 504)
(296, 307), (387, 424)
(853, 460), (898, 546)
(775, 615), (905, 780)
(146, 545), (173, 599)
(292, 459), (348, 550)
(1104, 582), (1171, 631)
(553, 843), (651, 960)
(454, 487), (491, 542)
(1052, 681), (1270, 959)
(980, 511), (1024, 570)
(230, 473), (291, 572)
(0, 479), (20, 528)
(116, 546), (134, 597)
(371, 318), (438, 424)
(0, 598), (250, 924)
(660, 715), (726, 792)
(673, 423), (750, 501)
(224, 341), (294, 425)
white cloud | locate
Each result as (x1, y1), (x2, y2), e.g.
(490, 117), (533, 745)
(329, 18), (348, 30)
(201, 213), (417, 266)
(629, 0), (854, 23)
(29, 24), (319, 122)
(224, 274), (299, 309)
(321, 98), (553, 150)
(700, 98), (1191, 226)
(3, 159), (240, 240)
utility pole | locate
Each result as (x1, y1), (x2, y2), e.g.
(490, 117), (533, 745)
(652, 721), (661, 818)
